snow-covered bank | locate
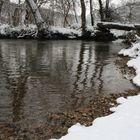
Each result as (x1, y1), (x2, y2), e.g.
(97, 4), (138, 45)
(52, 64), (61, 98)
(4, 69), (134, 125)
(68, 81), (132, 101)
(0, 24), (96, 39)
(0, 24), (38, 38)
(119, 39), (140, 86)
(0, 23), (102, 40)
(0, 24), (82, 39)
(110, 29), (129, 38)
(0, 24), (116, 40)
(50, 26), (81, 39)
(51, 94), (140, 140)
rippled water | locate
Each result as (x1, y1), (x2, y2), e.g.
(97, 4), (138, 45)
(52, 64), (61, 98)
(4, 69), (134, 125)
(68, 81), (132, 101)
(0, 40), (135, 126)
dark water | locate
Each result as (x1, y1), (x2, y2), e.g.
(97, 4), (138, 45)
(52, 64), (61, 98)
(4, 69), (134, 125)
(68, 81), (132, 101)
(0, 40), (135, 126)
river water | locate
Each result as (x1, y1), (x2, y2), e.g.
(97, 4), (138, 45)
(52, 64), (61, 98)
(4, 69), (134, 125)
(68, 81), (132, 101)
(0, 40), (136, 138)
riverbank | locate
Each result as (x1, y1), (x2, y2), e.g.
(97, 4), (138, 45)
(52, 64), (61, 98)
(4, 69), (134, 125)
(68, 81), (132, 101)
(0, 24), (84, 40)
(0, 24), (124, 41)
(51, 94), (140, 140)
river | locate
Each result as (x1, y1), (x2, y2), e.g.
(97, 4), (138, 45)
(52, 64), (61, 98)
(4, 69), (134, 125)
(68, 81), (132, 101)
(0, 39), (136, 139)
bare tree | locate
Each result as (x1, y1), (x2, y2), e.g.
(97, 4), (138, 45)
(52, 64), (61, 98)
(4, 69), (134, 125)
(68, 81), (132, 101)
(13, 0), (23, 26)
(80, 0), (86, 36)
(126, 0), (136, 23)
(32, 0), (79, 27)
(25, 0), (49, 33)
(37, 0), (50, 7)
(62, 0), (72, 27)
(89, 0), (94, 26)
(105, 0), (109, 21)
(98, 0), (104, 21)
(0, 0), (4, 22)
(54, 0), (73, 27)
(72, 0), (78, 23)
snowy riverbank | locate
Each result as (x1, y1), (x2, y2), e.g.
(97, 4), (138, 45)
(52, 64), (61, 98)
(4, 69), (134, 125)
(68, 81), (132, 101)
(51, 95), (140, 140)
(0, 24), (123, 40)
(0, 24), (81, 39)
(0, 24), (83, 39)
(119, 37), (140, 86)
(51, 38), (140, 140)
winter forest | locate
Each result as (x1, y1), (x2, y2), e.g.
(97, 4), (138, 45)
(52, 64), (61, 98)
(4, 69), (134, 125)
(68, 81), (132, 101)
(0, 0), (140, 38)
(0, 0), (140, 140)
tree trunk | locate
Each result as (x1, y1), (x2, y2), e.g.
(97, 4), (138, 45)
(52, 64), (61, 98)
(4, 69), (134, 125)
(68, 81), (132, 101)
(0, 0), (4, 13)
(105, 0), (109, 21)
(98, 0), (104, 21)
(0, 0), (4, 22)
(72, 0), (78, 23)
(89, 0), (94, 26)
(25, 0), (48, 32)
(97, 22), (135, 31)
(80, 0), (86, 36)
(13, 8), (20, 26)
(18, 0), (21, 4)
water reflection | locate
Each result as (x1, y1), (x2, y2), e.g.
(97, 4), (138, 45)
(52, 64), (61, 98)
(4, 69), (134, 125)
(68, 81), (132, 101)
(0, 40), (135, 125)
(92, 43), (110, 94)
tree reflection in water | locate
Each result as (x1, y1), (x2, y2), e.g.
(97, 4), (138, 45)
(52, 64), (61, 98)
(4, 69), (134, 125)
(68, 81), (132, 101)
(0, 40), (135, 126)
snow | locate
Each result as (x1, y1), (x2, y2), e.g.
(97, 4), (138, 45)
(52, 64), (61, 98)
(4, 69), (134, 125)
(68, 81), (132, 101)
(51, 26), (81, 38)
(127, 57), (140, 86)
(119, 38), (140, 86)
(0, 24), (82, 38)
(51, 94), (140, 140)
(110, 29), (129, 37)
(100, 22), (135, 27)
(101, 22), (140, 27)
(50, 36), (140, 140)
(0, 24), (11, 35)
(51, 24), (95, 39)
(0, 24), (37, 37)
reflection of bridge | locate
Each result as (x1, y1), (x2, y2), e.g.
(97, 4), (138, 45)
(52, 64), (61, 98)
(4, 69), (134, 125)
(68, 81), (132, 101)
(97, 22), (140, 31)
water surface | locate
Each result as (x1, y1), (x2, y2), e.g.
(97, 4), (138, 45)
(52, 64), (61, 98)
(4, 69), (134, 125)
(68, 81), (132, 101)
(0, 40), (135, 126)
